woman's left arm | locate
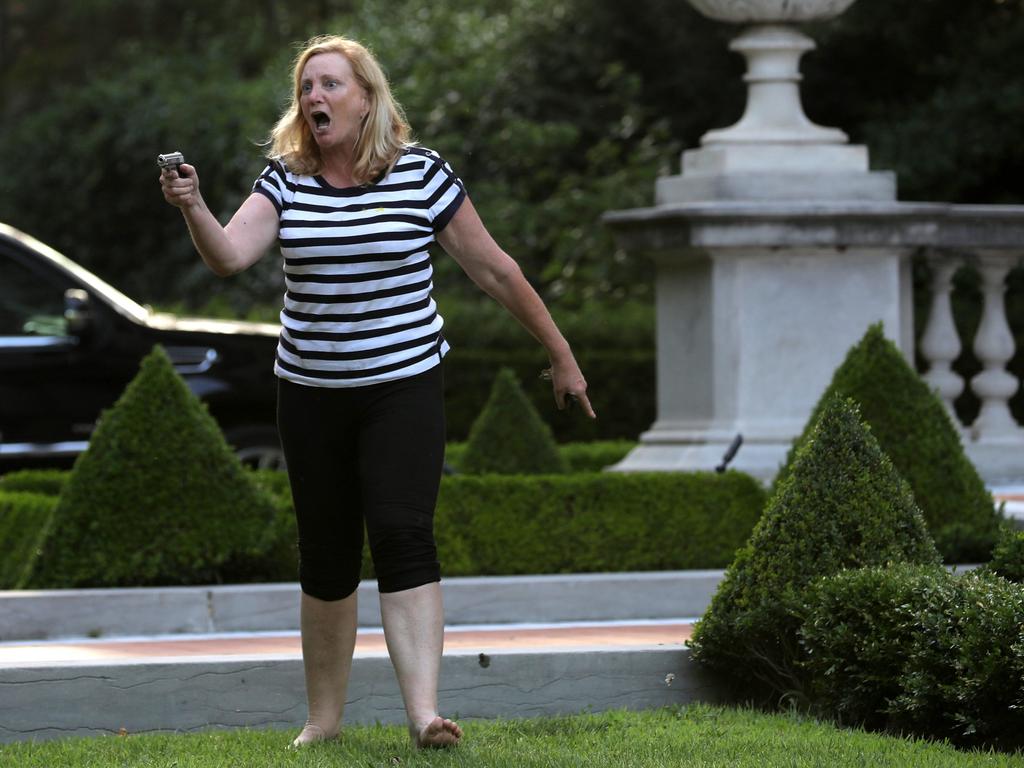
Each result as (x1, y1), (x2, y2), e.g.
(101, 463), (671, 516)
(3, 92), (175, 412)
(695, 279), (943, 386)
(437, 197), (596, 418)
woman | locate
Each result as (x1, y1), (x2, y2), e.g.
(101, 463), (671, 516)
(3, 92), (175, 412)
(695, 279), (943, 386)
(160, 34), (595, 749)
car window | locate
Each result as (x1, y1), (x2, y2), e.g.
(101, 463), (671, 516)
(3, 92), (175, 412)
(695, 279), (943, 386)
(0, 253), (68, 336)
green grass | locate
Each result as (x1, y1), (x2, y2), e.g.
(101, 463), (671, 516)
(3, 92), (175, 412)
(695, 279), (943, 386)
(2, 706), (1022, 767)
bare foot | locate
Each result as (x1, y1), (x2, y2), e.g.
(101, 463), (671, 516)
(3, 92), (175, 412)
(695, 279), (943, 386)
(289, 722), (337, 749)
(413, 716), (462, 748)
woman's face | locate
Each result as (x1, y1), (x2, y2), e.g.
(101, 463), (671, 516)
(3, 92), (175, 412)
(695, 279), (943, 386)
(299, 52), (369, 153)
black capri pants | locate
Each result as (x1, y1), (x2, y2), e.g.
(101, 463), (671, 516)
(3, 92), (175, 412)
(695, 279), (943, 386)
(276, 364), (446, 601)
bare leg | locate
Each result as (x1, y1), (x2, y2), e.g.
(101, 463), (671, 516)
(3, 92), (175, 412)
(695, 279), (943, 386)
(379, 582), (462, 747)
(291, 590), (358, 747)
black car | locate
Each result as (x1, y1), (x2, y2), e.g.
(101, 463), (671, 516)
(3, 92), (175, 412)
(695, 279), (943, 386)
(0, 222), (284, 471)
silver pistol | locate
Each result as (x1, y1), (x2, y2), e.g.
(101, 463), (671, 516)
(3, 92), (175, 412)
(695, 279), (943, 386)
(157, 151), (185, 175)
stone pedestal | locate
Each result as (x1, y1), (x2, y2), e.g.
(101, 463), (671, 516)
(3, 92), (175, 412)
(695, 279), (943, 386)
(636, 247), (910, 479)
(605, 205), (912, 480)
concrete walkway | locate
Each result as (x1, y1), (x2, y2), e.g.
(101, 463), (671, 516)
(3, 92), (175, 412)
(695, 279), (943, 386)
(0, 620), (694, 666)
(0, 573), (724, 743)
(0, 570), (724, 642)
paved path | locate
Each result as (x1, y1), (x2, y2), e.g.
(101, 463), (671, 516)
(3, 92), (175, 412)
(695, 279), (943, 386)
(0, 619), (708, 742)
(0, 620), (694, 666)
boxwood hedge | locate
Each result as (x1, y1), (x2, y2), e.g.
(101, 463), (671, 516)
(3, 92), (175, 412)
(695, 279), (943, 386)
(459, 367), (567, 475)
(29, 346), (279, 588)
(1, 468), (766, 587)
(985, 528), (1024, 583)
(801, 563), (1024, 751)
(689, 396), (941, 700)
(0, 490), (58, 589)
(774, 323), (1002, 562)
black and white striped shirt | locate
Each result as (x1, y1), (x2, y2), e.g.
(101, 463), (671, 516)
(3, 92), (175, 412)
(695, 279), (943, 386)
(253, 146), (466, 388)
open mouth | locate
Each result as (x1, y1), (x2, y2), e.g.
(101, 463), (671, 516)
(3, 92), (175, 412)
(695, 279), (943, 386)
(311, 111), (331, 131)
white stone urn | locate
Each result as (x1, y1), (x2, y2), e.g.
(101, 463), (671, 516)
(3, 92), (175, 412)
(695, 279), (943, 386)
(658, 0), (891, 202)
(687, 0), (857, 23)
(686, 0), (859, 145)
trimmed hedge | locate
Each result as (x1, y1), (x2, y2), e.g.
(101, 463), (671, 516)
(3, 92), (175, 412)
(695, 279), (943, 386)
(775, 323), (1002, 563)
(557, 441), (635, 472)
(445, 440), (634, 475)
(4, 467), (767, 587)
(434, 471), (765, 575)
(0, 469), (70, 497)
(801, 564), (1024, 750)
(30, 346), (279, 588)
(0, 491), (58, 589)
(459, 367), (567, 475)
(985, 529), (1024, 583)
(241, 469), (766, 582)
(689, 396), (941, 699)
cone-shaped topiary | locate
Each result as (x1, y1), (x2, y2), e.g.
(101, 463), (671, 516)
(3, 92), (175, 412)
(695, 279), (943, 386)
(774, 323), (1002, 562)
(30, 346), (279, 587)
(689, 395), (941, 700)
(458, 367), (567, 475)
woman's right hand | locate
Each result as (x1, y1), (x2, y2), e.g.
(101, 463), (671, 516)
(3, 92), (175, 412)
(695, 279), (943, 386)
(160, 163), (201, 210)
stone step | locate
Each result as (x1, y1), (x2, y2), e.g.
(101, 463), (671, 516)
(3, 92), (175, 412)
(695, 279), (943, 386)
(0, 620), (726, 743)
(0, 570), (725, 642)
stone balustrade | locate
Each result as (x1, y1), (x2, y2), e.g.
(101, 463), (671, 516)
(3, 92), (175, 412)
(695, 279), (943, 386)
(918, 248), (1024, 479)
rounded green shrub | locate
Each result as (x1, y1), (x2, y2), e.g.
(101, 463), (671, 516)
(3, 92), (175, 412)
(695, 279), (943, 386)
(458, 367), (567, 475)
(801, 563), (1024, 750)
(689, 396), (941, 700)
(986, 528), (1024, 583)
(30, 346), (280, 588)
(774, 323), (1002, 563)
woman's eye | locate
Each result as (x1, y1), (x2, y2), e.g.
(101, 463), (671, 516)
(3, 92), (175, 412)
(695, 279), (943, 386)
(301, 83), (312, 93)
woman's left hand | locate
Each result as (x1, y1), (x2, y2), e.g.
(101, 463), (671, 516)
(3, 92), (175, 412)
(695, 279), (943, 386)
(542, 359), (596, 419)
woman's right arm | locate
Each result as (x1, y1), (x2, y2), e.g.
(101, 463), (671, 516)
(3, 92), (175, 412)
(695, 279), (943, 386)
(160, 163), (279, 276)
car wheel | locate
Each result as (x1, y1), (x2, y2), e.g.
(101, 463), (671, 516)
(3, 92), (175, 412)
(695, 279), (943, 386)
(224, 425), (287, 471)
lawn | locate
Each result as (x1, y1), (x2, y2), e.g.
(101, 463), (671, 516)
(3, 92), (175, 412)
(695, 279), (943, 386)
(2, 705), (1021, 768)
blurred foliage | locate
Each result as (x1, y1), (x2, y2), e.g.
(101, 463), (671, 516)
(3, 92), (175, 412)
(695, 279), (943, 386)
(0, 0), (1020, 455)
(0, 0), (1020, 324)
(804, 0), (1024, 203)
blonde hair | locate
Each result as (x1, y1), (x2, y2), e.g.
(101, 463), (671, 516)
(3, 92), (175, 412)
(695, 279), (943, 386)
(268, 35), (413, 184)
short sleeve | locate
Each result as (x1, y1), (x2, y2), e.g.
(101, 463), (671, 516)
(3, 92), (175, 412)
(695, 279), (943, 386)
(252, 161), (287, 214)
(427, 153), (466, 233)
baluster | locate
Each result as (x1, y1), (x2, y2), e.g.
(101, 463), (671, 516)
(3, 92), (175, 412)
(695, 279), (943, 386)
(969, 250), (1022, 440)
(919, 251), (965, 426)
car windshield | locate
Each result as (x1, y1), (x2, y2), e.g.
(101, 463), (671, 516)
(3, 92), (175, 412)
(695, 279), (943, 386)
(0, 223), (150, 325)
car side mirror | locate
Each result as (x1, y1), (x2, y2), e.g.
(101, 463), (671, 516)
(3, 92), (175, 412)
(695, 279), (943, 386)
(64, 288), (94, 338)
